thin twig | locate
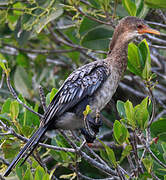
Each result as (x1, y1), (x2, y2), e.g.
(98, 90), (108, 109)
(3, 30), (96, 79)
(153, 110), (166, 122)
(75, 6), (115, 27)
(0, 7), (25, 12)
(146, 143), (166, 169)
(0, 123), (75, 153)
(6, 75), (43, 118)
(39, 85), (47, 112)
(3, 43), (77, 54)
(146, 21), (166, 28)
(59, 130), (118, 177)
(147, 85), (156, 127)
(150, 45), (166, 50)
(0, 71), (5, 88)
(0, 157), (9, 166)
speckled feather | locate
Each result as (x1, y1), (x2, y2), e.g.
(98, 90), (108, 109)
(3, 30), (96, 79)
(43, 60), (110, 125)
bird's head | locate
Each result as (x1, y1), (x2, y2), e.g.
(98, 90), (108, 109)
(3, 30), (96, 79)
(118, 16), (160, 40)
(109, 16), (160, 52)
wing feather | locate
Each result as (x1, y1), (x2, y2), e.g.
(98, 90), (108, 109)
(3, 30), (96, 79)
(43, 61), (109, 124)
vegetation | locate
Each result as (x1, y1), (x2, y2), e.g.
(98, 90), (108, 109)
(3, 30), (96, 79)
(0, 0), (166, 179)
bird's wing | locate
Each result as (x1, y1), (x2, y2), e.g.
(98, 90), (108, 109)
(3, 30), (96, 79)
(43, 61), (109, 124)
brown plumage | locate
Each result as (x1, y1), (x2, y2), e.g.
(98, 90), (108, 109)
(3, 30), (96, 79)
(4, 16), (159, 177)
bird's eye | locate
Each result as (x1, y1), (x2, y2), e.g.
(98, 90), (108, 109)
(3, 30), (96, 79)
(137, 24), (143, 29)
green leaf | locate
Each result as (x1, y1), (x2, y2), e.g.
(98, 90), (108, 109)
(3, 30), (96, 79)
(122, 0), (137, 16)
(50, 88), (58, 102)
(43, 174), (50, 180)
(1, 98), (11, 114)
(10, 100), (19, 121)
(50, 135), (76, 165)
(81, 26), (113, 50)
(135, 0), (149, 18)
(2, 139), (20, 159)
(35, 166), (46, 180)
(136, 0), (144, 17)
(134, 97), (149, 130)
(140, 39), (151, 80)
(21, 125), (34, 137)
(113, 120), (128, 144)
(120, 145), (132, 162)
(16, 162), (28, 180)
(88, 0), (100, 8)
(142, 156), (153, 173)
(16, 53), (30, 68)
(34, 6), (63, 34)
(124, 100), (135, 129)
(23, 168), (33, 180)
(79, 17), (100, 37)
(0, 113), (12, 125)
(0, 53), (7, 72)
(14, 66), (32, 99)
(145, 0), (166, 8)
(127, 43), (142, 76)
(14, 19), (31, 46)
(98, 139), (117, 167)
(117, 100), (126, 118)
(151, 118), (166, 142)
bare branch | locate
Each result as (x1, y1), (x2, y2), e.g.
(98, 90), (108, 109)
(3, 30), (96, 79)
(75, 6), (115, 28)
(2, 43), (77, 54)
(59, 130), (118, 177)
(153, 110), (166, 122)
(146, 21), (166, 28)
(39, 85), (47, 112)
(0, 71), (5, 89)
(6, 75), (43, 118)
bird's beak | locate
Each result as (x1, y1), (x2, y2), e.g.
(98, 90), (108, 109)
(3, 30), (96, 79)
(138, 25), (160, 35)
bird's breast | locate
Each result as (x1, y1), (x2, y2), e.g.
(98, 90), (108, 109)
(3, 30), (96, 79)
(89, 68), (120, 116)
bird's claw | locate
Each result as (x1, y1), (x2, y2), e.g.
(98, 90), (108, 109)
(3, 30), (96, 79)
(82, 111), (102, 143)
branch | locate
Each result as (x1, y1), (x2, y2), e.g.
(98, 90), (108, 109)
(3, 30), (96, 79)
(145, 142), (166, 169)
(47, 25), (106, 62)
(75, 6), (115, 27)
(39, 85), (47, 112)
(147, 85), (156, 127)
(0, 7), (25, 12)
(0, 121), (75, 153)
(6, 75), (43, 118)
(146, 34), (166, 46)
(59, 130), (118, 177)
(0, 71), (5, 89)
(153, 110), (166, 122)
(150, 45), (166, 50)
(146, 21), (166, 28)
(156, 9), (166, 24)
(2, 43), (77, 54)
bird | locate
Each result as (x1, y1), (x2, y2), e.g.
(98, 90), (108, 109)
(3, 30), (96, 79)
(4, 16), (160, 177)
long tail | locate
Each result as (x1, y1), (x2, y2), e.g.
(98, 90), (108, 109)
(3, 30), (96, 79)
(4, 124), (49, 177)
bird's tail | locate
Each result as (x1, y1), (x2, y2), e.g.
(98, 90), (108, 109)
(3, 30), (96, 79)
(4, 124), (49, 177)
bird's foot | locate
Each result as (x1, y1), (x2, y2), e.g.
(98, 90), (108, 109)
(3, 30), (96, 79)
(81, 128), (96, 143)
(88, 112), (102, 134)
(82, 112), (102, 143)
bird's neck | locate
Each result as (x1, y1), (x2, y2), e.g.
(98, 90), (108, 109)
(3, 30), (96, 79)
(107, 34), (130, 75)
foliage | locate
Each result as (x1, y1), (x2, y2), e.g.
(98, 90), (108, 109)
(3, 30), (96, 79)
(0, 0), (166, 179)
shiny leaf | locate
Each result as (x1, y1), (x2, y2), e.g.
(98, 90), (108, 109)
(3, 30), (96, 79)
(10, 100), (19, 121)
(145, 0), (166, 8)
(134, 97), (149, 130)
(122, 0), (137, 16)
(113, 120), (128, 144)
